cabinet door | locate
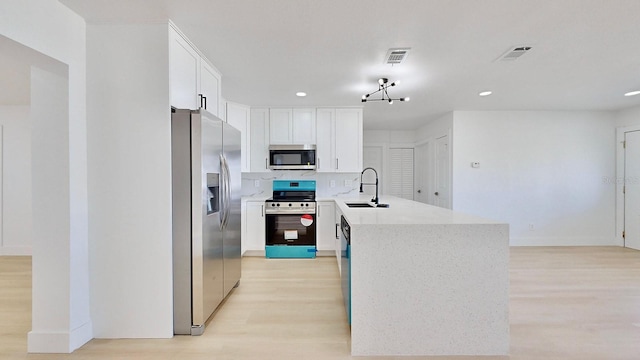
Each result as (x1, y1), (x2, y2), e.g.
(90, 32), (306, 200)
(169, 29), (199, 109)
(244, 201), (266, 253)
(269, 108), (293, 144)
(227, 102), (250, 172)
(200, 60), (221, 116)
(250, 108), (270, 172)
(335, 108), (363, 172)
(316, 201), (336, 252)
(292, 108), (316, 144)
(315, 108), (335, 172)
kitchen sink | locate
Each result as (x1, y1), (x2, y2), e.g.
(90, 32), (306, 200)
(345, 202), (375, 208)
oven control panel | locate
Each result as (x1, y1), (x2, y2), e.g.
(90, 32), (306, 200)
(265, 201), (316, 214)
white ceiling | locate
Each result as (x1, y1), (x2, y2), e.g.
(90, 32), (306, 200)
(26, 1), (640, 129)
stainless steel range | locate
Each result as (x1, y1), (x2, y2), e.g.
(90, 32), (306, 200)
(265, 180), (317, 258)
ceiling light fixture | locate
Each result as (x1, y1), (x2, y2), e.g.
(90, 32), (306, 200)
(624, 90), (640, 97)
(361, 78), (410, 104)
(296, 92), (307, 97)
(479, 91), (493, 96)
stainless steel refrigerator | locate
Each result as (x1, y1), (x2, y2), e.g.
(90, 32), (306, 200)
(171, 108), (241, 335)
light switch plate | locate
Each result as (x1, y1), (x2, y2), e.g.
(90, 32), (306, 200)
(330, 180), (336, 188)
(254, 180), (260, 187)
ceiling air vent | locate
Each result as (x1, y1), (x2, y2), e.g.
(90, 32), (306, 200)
(385, 48), (411, 64)
(497, 46), (532, 61)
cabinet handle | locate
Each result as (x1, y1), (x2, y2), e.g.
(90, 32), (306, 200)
(265, 158), (268, 170)
(261, 205), (264, 216)
(335, 223), (339, 239)
(198, 94), (207, 110)
(317, 157), (320, 170)
(336, 158), (339, 169)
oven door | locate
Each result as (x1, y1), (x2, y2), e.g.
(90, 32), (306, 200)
(265, 212), (317, 258)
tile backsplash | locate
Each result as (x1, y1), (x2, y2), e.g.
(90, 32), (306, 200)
(241, 171), (361, 198)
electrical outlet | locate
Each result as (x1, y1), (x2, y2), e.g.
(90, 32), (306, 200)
(254, 180), (260, 188)
(344, 180), (352, 187)
(330, 180), (336, 188)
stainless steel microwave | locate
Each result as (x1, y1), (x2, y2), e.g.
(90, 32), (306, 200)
(268, 145), (316, 170)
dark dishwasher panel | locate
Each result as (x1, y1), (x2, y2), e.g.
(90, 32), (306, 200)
(340, 215), (351, 325)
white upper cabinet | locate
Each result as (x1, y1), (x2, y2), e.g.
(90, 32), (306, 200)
(269, 108), (316, 145)
(316, 108), (363, 172)
(169, 25), (222, 117)
(316, 108), (335, 172)
(334, 108), (363, 172)
(250, 108), (270, 172)
(269, 108), (292, 144)
(169, 28), (199, 110)
(227, 101), (251, 172)
(199, 60), (221, 116)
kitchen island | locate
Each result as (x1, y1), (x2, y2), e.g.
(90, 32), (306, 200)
(336, 196), (509, 357)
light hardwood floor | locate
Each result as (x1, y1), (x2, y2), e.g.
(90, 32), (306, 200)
(1, 247), (639, 359)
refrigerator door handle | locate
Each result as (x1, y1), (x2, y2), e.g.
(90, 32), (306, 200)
(223, 155), (232, 229)
(219, 154), (227, 229)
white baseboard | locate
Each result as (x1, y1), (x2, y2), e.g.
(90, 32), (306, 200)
(28, 320), (93, 353)
(0, 246), (32, 256)
(510, 236), (618, 246)
(242, 250), (266, 257)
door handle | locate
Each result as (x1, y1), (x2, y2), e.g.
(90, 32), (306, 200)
(417, 189), (422, 193)
(434, 192), (439, 196)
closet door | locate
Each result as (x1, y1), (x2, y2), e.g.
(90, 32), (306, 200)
(389, 148), (414, 200)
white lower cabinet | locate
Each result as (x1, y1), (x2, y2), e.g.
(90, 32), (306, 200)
(243, 200), (265, 255)
(316, 201), (336, 254)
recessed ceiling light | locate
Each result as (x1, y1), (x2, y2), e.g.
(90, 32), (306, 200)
(479, 91), (492, 97)
(624, 90), (640, 97)
(296, 92), (307, 97)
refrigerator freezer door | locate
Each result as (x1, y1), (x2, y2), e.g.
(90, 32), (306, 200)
(222, 122), (242, 297)
(172, 109), (202, 335)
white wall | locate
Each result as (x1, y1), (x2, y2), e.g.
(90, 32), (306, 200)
(615, 104), (640, 127)
(1, 0), (92, 353)
(87, 23), (173, 338)
(0, 106), (32, 255)
(416, 112), (454, 143)
(452, 111), (617, 246)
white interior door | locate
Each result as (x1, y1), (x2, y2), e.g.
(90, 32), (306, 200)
(434, 135), (450, 209)
(362, 146), (383, 198)
(624, 130), (640, 250)
(414, 142), (429, 204)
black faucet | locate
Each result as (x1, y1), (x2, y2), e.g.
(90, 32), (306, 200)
(359, 167), (379, 205)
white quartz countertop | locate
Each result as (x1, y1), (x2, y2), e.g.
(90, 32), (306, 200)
(333, 195), (504, 226)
